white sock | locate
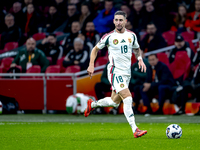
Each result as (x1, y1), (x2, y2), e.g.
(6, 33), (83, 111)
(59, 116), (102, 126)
(123, 96), (137, 133)
(91, 97), (119, 108)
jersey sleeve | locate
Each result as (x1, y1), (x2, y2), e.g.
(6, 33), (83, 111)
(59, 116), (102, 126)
(96, 34), (109, 49)
(132, 33), (140, 49)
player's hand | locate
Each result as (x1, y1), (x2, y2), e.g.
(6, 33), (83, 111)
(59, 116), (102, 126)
(87, 65), (94, 79)
(138, 59), (146, 72)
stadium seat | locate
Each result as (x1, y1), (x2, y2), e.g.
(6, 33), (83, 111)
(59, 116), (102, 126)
(56, 56), (66, 73)
(32, 33), (46, 41)
(169, 51), (191, 80)
(181, 31), (195, 42)
(26, 65), (41, 73)
(0, 65), (3, 78)
(0, 57), (14, 73)
(3, 42), (18, 52)
(162, 30), (176, 46)
(187, 40), (196, 52)
(131, 55), (137, 65)
(65, 65), (81, 73)
(54, 31), (64, 36)
(45, 65), (61, 78)
(94, 56), (108, 67)
(157, 53), (170, 68)
(46, 57), (52, 65)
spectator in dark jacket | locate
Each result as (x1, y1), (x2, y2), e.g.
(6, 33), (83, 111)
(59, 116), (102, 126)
(169, 35), (194, 64)
(10, 38), (49, 73)
(140, 22), (167, 53)
(63, 37), (89, 70)
(45, 5), (65, 33)
(37, 33), (63, 65)
(93, 0), (116, 34)
(57, 4), (80, 33)
(24, 3), (42, 37)
(83, 21), (100, 47)
(140, 54), (175, 114)
(62, 21), (81, 55)
(0, 14), (22, 49)
(11, 2), (26, 31)
(54, 0), (68, 16)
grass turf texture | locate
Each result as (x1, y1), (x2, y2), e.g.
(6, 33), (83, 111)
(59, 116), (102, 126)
(0, 115), (200, 150)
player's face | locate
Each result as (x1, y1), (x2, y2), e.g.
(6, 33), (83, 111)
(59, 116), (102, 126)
(113, 15), (127, 32)
(148, 55), (158, 66)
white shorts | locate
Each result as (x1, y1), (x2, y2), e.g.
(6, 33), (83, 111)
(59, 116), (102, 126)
(108, 72), (131, 93)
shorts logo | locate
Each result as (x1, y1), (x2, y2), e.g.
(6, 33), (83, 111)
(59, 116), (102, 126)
(113, 39), (118, 45)
(128, 38), (131, 43)
(120, 83), (124, 88)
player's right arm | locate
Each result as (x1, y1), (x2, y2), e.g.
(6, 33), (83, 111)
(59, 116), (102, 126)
(87, 33), (109, 78)
(87, 46), (100, 78)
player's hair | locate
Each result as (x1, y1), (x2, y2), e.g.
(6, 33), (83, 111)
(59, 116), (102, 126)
(114, 11), (127, 18)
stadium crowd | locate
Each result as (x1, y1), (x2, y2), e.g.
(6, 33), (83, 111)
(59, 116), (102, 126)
(0, 0), (200, 115)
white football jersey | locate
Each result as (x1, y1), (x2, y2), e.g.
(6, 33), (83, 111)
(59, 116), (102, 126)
(96, 29), (139, 75)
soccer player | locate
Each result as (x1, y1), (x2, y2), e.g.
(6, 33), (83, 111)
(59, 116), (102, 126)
(85, 11), (147, 138)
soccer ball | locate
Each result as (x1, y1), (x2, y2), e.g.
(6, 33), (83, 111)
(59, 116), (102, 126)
(166, 124), (182, 139)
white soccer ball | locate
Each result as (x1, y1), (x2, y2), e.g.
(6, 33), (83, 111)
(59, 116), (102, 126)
(166, 124), (182, 139)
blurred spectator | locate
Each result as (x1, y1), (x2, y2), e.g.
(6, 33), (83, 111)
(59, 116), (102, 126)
(11, 2), (26, 30)
(130, 51), (149, 113)
(140, 54), (175, 114)
(0, 14), (23, 49)
(53, 0), (68, 15)
(62, 21), (81, 55)
(171, 4), (187, 34)
(77, 33), (93, 54)
(90, 0), (104, 17)
(24, 3), (43, 37)
(95, 63), (111, 100)
(63, 37), (89, 70)
(37, 33), (63, 65)
(22, 0), (33, 13)
(56, 4), (80, 33)
(169, 35), (194, 64)
(93, 0), (116, 34)
(10, 38), (49, 72)
(120, 4), (134, 31)
(45, 5), (65, 33)
(142, 0), (167, 33)
(79, 2), (94, 32)
(83, 21), (100, 47)
(140, 22), (167, 53)
(185, 0), (200, 38)
(132, 0), (146, 35)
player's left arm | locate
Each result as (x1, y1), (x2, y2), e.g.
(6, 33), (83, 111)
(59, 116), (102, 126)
(133, 48), (146, 72)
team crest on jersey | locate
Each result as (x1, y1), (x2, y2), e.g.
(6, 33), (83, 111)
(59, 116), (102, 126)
(113, 39), (118, 45)
(120, 84), (124, 88)
(128, 38), (132, 43)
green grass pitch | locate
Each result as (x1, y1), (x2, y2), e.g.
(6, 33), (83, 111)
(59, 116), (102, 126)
(0, 114), (200, 150)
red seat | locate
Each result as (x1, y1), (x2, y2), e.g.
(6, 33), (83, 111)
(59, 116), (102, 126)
(181, 31), (195, 42)
(157, 53), (170, 68)
(65, 65), (81, 73)
(45, 65), (60, 73)
(54, 31), (64, 36)
(26, 65), (41, 73)
(94, 56), (108, 67)
(131, 55), (137, 65)
(187, 40), (196, 52)
(3, 42), (18, 51)
(169, 51), (191, 80)
(162, 30), (176, 46)
(32, 33), (46, 41)
(1, 57), (14, 73)
(0, 65), (3, 78)
(56, 56), (66, 73)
